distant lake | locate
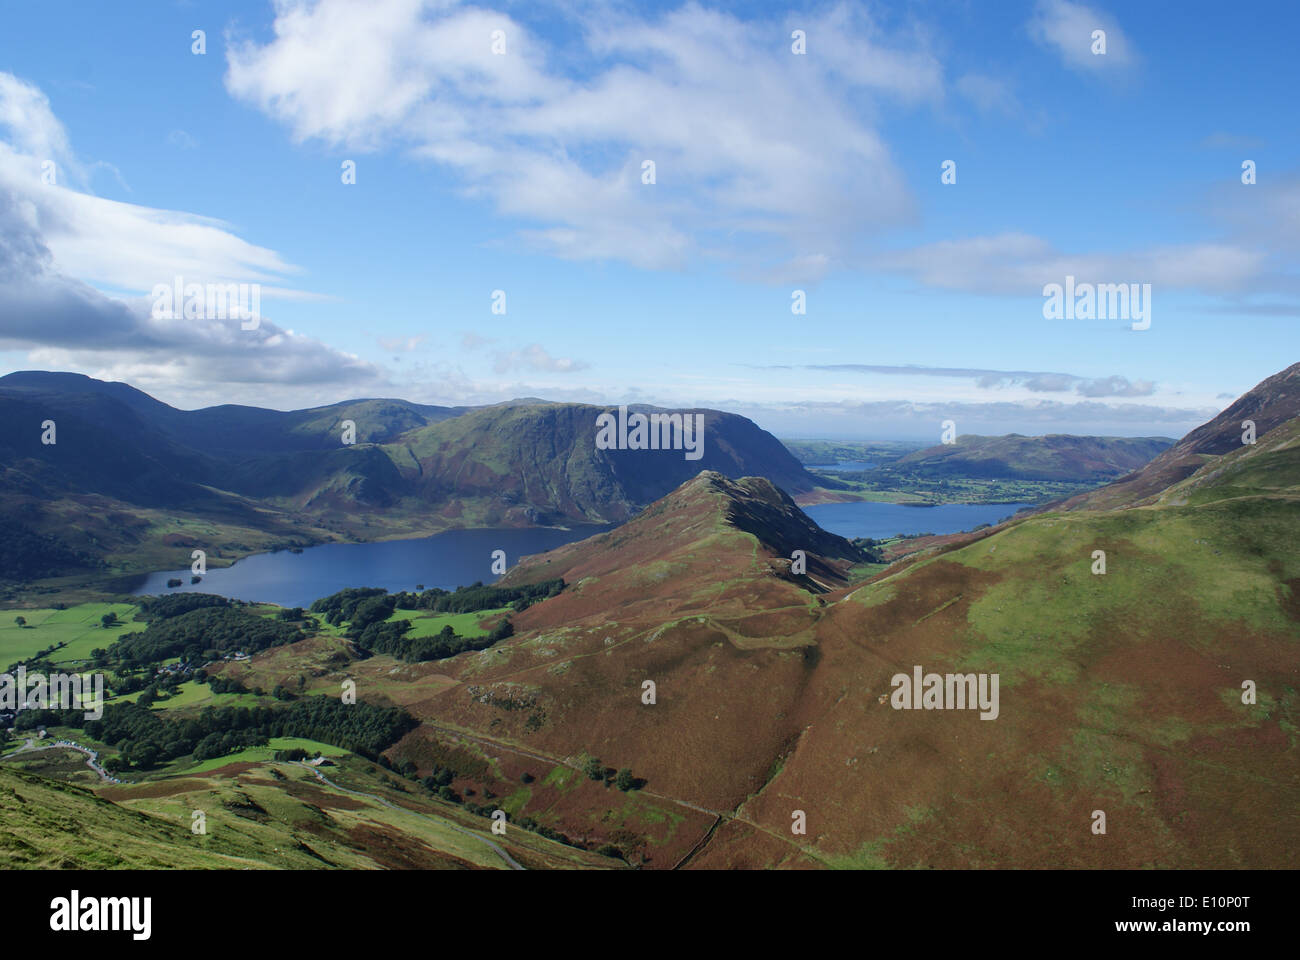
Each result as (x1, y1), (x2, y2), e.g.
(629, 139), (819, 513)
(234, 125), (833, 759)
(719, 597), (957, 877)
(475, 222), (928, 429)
(129, 524), (614, 609)
(804, 501), (1034, 541)
(809, 460), (876, 472)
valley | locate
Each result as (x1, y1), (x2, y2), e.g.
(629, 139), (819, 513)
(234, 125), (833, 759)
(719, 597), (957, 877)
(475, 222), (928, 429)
(0, 364), (1296, 870)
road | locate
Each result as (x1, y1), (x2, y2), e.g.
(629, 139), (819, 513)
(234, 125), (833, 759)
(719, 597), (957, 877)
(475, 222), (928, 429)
(0, 738), (123, 783)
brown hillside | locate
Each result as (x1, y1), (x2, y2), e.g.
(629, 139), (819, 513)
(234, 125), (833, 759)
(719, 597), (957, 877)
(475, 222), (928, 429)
(1054, 361), (1300, 511)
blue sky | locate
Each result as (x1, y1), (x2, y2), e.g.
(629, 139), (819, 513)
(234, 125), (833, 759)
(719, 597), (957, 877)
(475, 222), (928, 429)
(1, 0), (1297, 440)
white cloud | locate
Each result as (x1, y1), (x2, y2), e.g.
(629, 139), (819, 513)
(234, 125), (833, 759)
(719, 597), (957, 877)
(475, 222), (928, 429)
(955, 73), (1019, 116)
(491, 342), (588, 374)
(0, 73), (384, 404)
(872, 232), (1264, 296)
(0, 73), (310, 299)
(1028, 0), (1136, 73)
(224, 0), (937, 277)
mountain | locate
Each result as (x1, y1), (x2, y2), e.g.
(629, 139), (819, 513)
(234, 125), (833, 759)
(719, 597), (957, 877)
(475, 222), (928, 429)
(502, 470), (864, 595)
(0, 372), (822, 585)
(0, 371), (465, 455)
(347, 364), (1300, 868)
(1053, 362), (1300, 511)
(889, 434), (1173, 482)
(6, 364), (1297, 869)
(379, 403), (823, 527)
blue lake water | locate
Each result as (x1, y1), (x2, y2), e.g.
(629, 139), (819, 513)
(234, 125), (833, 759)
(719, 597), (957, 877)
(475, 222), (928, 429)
(808, 460), (875, 472)
(803, 501), (1034, 541)
(129, 500), (1033, 609)
(129, 524), (614, 609)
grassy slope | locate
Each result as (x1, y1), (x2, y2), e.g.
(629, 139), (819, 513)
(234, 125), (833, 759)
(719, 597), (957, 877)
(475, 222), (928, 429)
(724, 429), (1299, 869)
(387, 607), (508, 638)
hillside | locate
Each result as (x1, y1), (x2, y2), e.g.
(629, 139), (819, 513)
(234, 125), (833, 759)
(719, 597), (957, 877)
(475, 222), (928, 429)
(1054, 362), (1300, 511)
(0, 373), (820, 587)
(6, 360), (1297, 869)
(270, 365), (1297, 868)
(0, 756), (611, 870)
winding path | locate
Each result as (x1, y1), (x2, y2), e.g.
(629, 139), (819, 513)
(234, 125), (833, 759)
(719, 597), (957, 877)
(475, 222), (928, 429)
(0, 739), (121, 782)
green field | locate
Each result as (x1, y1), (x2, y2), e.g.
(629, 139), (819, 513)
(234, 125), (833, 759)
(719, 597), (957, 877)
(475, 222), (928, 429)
(115, 679), (265, 710)
(165, 737), (350, 776)
(0, 602), (139, 667)
(388, 607), (508, 638)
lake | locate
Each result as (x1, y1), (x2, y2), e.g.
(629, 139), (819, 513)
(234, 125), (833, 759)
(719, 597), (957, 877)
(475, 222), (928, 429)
(129, 524), (614, 609)
(130, 501), (1033, 608)
(803, 501), (1034, 541)
(808, 460), (875, 472)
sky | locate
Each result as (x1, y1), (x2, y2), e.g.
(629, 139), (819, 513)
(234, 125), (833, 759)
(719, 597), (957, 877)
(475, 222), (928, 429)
(0, 0), (1297, 440)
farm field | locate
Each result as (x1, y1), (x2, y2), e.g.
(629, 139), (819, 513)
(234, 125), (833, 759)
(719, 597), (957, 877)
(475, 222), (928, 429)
(0, 602), (139, 666)
(388, 606), (509, 638)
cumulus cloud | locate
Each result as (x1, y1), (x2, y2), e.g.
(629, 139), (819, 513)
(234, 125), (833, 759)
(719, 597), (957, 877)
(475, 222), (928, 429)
(224, 0), (938, 278)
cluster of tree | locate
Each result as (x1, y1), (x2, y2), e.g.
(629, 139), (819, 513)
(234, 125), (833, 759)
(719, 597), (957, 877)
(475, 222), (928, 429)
(133, 592), (231, 622)
(107, 607), (305, 668)
(582, 755), (641, 791)
(308, 587), (389, 626)
(18, 696), (416, 769)
(389, 578), (564, 614)
(272, 747), (317, 762)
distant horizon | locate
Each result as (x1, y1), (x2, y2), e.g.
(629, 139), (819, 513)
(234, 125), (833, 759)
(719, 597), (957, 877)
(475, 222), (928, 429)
(0, 366), (1194, 445)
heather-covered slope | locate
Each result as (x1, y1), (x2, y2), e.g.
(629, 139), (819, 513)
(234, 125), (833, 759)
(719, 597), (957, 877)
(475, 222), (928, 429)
(362, 375), (1300, 868)
(1054, 361), (1300, 511)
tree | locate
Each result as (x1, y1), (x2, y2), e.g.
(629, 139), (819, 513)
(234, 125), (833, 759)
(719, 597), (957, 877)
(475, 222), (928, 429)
(13, 616), (25, 627)
(101, 612), (118, 628)
(582, 755), (604, 781)
(615, 768), (635, 792)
